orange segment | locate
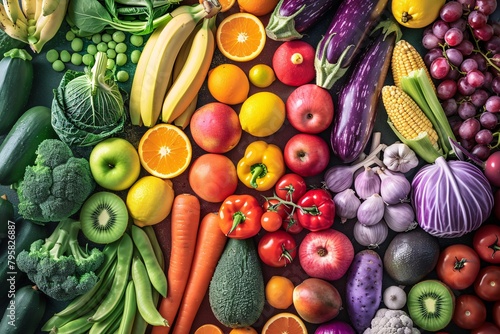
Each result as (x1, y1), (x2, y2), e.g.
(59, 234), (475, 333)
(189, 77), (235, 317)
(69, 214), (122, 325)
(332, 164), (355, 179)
(194, 324), (224, 334)
(138, 124), (192, 179)
(262, 312), (308, 334)
(199, 0), (235, 12)
(216, 12), (266, 62)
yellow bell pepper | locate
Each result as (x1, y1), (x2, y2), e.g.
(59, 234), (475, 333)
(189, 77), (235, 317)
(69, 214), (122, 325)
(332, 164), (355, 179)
(391, 0), (445, 29)
(237, 140), (285, 191)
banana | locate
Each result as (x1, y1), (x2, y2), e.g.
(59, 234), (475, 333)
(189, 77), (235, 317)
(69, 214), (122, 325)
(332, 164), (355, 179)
(29, 0), (66, 53)
(41, 0), (60, 16)
(162, 16), (216, 123)
(173, 92), (199, 129)
(21, 0), (36, 21)
(3, 0), (26, 24)
(139, 3), (210, 127)
(129, 4), (197, 126)
(34, 0), (42, 21)
(0, 4), (28, 42)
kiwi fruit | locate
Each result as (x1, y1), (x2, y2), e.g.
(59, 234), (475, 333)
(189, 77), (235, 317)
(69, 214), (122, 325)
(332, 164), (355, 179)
(407, 279), (455, 332)
(80, 191), (129, 244)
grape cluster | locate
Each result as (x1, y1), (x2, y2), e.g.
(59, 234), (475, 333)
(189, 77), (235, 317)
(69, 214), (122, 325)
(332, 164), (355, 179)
(422, 0), (499, 160)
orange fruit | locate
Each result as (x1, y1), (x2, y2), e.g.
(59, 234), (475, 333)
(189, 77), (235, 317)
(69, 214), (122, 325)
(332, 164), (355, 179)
(199, 0), (235, 12)
(229, 327), (258, 334)
(261, 312), (308, 334)
(194, 324), (224, 334)
(138, 123), (192, 179)
(238, 0), (279, 16)
(265, 276), (294, 309)
(207, 63), (249, 104)
(216, 12), (266, 62)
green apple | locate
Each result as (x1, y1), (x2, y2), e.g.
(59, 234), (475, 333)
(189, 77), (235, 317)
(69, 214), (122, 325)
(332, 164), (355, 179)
(89, 137), (141, 191)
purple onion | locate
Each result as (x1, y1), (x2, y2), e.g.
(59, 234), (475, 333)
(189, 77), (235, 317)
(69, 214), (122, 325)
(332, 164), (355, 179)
(315, 319), (356, 334)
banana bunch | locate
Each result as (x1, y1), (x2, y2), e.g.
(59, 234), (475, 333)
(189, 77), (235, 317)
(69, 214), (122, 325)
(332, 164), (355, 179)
(41, 226), (168, 334)
(0, 0), (68, 53)
(129, 0), (220, 127)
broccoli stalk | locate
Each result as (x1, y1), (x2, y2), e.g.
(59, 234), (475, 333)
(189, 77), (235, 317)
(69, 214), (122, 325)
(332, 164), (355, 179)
(16, 218), (104, 301)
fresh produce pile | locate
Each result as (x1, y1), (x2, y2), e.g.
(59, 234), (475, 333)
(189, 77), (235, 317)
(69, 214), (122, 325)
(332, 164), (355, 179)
(0, 0), (499, 333)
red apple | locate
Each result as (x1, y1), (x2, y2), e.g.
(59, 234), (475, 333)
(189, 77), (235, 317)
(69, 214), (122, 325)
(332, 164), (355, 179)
(190, 102), (242, 153)
(286, 84), (334, 134)
(283, 133), (330, 177)
(293, 277), (342, 324)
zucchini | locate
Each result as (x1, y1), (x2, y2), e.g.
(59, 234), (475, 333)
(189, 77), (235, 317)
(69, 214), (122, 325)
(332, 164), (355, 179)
(0, 285), (46, 334)
(0, 194), (15, 239)
(208, 238), (265, 328)
(0, 48), (33, 135)
(0, 106), (58, 186)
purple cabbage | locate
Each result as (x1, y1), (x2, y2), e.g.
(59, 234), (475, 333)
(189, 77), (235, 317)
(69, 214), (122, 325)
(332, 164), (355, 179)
(411, 156), (494, 238)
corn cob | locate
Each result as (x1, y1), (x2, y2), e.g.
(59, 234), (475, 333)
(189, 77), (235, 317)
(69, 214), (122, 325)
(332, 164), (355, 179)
(382, 85), (439, 146)
(391, 39), (435, 91)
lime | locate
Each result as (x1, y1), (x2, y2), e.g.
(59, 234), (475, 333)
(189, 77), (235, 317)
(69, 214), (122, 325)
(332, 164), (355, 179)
(248, 64), (276, 88)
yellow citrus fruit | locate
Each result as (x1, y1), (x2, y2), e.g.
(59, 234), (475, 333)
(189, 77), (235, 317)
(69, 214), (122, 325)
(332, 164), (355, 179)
(238, 0), (279, 16)
(239, 91), (285, 137)
(216, 12), (266, 62)
(265, 275), (294, 309)
(194, 324), (224, 334)
(126, 175), (175, 227)
(207, 63), (250, 105)
(261, 312), (308, 334)
(199, 0), (235, 12)
(229, 327), (258, 334)
(248, 64), (276, 88)
(138, 123), (192, 179)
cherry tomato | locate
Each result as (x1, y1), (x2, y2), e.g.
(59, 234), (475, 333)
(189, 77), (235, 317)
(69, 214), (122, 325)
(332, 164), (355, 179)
(452, 294), (487, 330)
(471, 322), (500, 334)
(296, 188), (335, 231)
(257, 230), (297, 267)
(436, 244), (481, 290)
(260, 211), (283, 232)
(262, 198), (290, 220)
(493, 301), (500, 328)
(274, 173), (307, 203)
(473, 224), (500, 264)
(474, 266), (500, 302)
(282, 211), (303, 234)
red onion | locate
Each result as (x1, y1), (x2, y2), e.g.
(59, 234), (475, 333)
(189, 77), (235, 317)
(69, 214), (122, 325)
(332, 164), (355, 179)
(353, 220), (388, 248)
(315, 319), (356, 334)
(377, 168), (411, 204)
(384, 203), (417, 232)
(412, 156), (494, 238)
(354, 166), (381, 200)
(333, 189), (361, 223)
(356, 193), (385, 226)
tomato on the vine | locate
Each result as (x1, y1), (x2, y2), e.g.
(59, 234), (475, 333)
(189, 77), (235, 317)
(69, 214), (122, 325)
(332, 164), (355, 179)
(436, 244), (481, 290)
(257, 230), (297, 267)
(260, 211), (283, 232)
(274, 173), (307, 203)
(262, 198), (290, 220)
(282, 211), (303, 234)
(473, 224), (500, 264)
(474, 266), (500, 302)
(296, 188), (335, 231)
(452, 294), (487, 330)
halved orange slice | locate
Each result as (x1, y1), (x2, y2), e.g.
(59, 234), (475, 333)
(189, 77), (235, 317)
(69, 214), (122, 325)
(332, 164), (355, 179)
(194, 324), (224, 334)
(261, 312), (308, 334)
(216, 12), (266, 62)
(138, 124), (192, 179)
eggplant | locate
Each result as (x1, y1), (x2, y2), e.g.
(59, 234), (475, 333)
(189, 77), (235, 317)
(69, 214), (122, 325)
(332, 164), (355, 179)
(330, 20), (400, 163)
(265, 0), (340, 41)
(315, 0), (389, 89)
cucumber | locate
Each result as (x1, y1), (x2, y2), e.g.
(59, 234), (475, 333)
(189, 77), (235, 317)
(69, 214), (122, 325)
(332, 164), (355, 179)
(0, 106), (58, 186)
(0, 48), (33, 135)
(208, 238), (265, 328)
(0, 195), (15, 239)
(0, 285), (46, 334)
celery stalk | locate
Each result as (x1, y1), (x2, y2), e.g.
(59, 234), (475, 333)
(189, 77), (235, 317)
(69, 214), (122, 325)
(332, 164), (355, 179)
(388, 122), (442, 163)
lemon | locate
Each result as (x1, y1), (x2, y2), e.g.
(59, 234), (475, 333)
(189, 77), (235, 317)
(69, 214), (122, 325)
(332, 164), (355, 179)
(248, 64), (276, 88)
(126, 175), (175, 227)
(239, 92), (285, 137)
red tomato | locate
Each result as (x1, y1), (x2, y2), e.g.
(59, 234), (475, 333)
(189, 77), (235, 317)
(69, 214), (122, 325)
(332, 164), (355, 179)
(257, 230), (297, 267)
(473, 224), (500, 264)
(260, 211), (283, 232)
(474, 266), (500, 302)
(262, 198), (290, 220)
(453, 294), (487, 330)
(493, 301), (500, 328)
(436, 244), (481, 290)
(296, 188), (335, 231)
(282, 211), (303, 234)
(471, 322), (500, 334)
(274, 173), (307, 203)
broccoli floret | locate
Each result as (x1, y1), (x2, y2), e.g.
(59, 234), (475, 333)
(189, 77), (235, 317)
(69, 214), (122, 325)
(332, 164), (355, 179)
(16, 139), (95, 223)
(16, 218), (104, 301)
(363, 308), (421, 334)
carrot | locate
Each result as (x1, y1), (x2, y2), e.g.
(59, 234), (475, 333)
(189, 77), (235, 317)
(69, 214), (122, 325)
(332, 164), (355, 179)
(151, 193), (201, 334)
(171, 212), (228, 334)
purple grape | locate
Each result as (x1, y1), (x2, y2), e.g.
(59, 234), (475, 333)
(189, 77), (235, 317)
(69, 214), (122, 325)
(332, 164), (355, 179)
(449, 115), (464, 137)
(457, 77), (477, 95)
(442, 98), (459, 116)
(433, 20), (450, 39)
(492, 21), (500, 36)
(480, 111), (499, 129)
(458, 101), (478, 119)
(468, 10), (488, 29)
(471, 144), (491, 160)
(437, 79), (458, 100)
(466, 69), (486, 88)
(485, 35), (500, 55)
(469, 53), (488, 71)
(470, 89), (490, 107)
(460, 58), (479, 73)
(455, 40), (474, 55)
(422, 33), (443, 50)
(458, 117), (481, 139)
(440, 1), (464, 22)
(485, 96), (500, 112)
(460, 137), (476, 151)
(476, 0), (497, 15)
(444, 27), (464, 46)
(457, 0), (476, 9)
(446, 68), (461, 80)
(491, 76), (500, 94)
(430, 57), (451, 79)
(483, 71), (494, 90)
(474, 24), (494, 41)
(450, 18), (467, 31)
(445, 48), (464, 66)
(424, 48), (444, 67)
(475, 129), (494, 145)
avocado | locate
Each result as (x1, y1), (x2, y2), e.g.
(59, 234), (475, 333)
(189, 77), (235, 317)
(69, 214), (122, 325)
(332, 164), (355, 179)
(0, 30), (26, 60)
(383, 228), (440, 285)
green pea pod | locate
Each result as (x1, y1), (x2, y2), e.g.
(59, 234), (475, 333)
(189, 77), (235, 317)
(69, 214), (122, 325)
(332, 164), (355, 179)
(89, 291), (126, 334)
(131, 225), (167, 297)
(88, 233), (133, 322)
(143, 225), (165, 271)
(131, 256), (169, 327)
(117, 280), (137, 334)
(130, 284), (160, 334)
(50, 313), (94, 334)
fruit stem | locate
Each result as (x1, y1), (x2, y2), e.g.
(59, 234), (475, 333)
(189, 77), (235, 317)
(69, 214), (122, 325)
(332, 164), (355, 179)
(291, 52), (303, 65)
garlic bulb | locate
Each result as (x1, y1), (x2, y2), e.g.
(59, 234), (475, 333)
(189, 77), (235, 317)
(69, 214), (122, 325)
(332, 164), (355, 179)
(383, 143), (419, 173)
(354, 166), (381, 200)
(353, 220), (388, 248)
(357, 193), (385, 226)
(333, 189), (361, 223)
(377, 168), (411, 204)
(384, 202), (417, 232)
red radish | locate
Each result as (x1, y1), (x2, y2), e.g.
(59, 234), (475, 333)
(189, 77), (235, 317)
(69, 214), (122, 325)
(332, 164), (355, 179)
(272, 40), (315, 86)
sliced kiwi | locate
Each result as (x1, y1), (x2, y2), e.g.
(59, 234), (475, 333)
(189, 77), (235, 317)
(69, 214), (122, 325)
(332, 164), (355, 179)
(407, 280), (455, 332)
(80, 191), (129, 244)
